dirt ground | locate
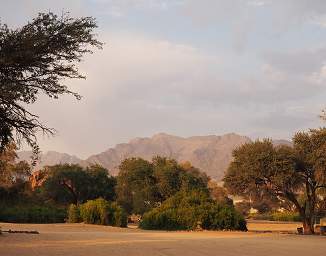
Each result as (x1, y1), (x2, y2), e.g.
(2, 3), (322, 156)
(0, 222), (325, 256)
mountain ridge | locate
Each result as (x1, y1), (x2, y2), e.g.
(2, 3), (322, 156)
(18, 133), (290, 180)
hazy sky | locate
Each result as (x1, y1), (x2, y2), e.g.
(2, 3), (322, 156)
(1, 0), (326, 158)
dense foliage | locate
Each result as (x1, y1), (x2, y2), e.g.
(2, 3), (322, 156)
(41, 164), (116, 204)
(0, 143), (32, 207)
(67, 204), (81, 223)
(116, 156), (209, 214)
(68, 198), (127, 227)
(0, 12), (102, 151)
(0, 205), (66, 223)
(249, 211), (302, 222)
(224, 128), (326, 234)
(139, 190), (247, 231)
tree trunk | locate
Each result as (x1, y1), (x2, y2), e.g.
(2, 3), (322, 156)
(285, 191), (315, 235)
(302, 218), (314, 235)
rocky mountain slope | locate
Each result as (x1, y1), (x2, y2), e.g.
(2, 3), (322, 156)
(86, 133), (251, 180)
(18, 133), (251, 180)
(17, 151), (83, 171)
(18, 133), (290, 180)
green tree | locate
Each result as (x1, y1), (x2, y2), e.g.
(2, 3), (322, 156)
(224, 128), (326, 234)
(116, 158), (158, 214)
(42, 164), (88, 204)
(0, 12), (102, 151)
(116, 156), (209, 215)
(86, 164), (117, 201)
(42, 164), (115, 204)
(153, 157), (209, 200)
(152, 157), (182, 200)
(179, 161), (209, 192)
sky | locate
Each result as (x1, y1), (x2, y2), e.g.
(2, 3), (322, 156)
(1, 0), (326, 158)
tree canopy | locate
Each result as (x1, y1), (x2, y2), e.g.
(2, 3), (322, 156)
(224, 128), (326, 234)
(0, 143), (30, 187)
(0, 12), (102, 151)
(116, 156), (209, 214)
(0, 142), (31, 203)
(41, 164), (116, 204)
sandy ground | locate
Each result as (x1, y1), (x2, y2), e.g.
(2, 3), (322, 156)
(0, 222), (325, 256)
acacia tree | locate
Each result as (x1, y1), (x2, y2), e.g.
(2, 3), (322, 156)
(41, 164), (116, 204)
(224, 128), (326, 234)
(0, 12), (102, 151)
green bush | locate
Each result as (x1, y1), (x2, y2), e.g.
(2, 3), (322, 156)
(80, 198), (108, 225)
(139, 190), (247, 231)
(270, 211), (301, 222)
(0, 205), (66, 223)
(249, 211), (301, 222)
(78, 198), (127, 227)
(109, 202), (128, 228)
(67, 204), (81, 223)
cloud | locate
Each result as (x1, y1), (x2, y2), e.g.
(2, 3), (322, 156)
(25, 33), (325, 157)
(263, 48), (326, 76)
(1, 1), (326, 156)
(0, 0), (86, 26)
(178, 0), (326, 52)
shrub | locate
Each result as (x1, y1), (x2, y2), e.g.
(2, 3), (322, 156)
(80, 198), (108, 225)
(270, 211), (301, 222)
(67, 204), (81, 223)
(78, 198), (127, 227)
(249, 211), (301, 222)
(0, 205), (66, 223)
(139, 190), (247, 231)
(109, 202), (128, 228)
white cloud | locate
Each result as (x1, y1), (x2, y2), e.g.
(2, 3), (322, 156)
(2, 1), (326, 156)
(26, 33), (326, 157)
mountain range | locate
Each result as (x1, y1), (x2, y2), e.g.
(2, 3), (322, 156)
(17, 133), (290, 181)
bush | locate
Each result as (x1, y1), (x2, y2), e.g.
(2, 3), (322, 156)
(0, 205), (66, 223)
(80, 198), (108, 225)
(67, 204), (81, 223)
(78, 198), (127, 227)
(270, 211), (301, 222)
(249, 211), (301, 222)
(109, 202), (128, 228)
(139, 190), (247, 231)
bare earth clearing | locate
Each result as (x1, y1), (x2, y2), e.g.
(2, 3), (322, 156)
(0, 222), (325, 256)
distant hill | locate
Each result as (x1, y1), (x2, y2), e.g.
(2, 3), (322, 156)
(17, 151), (83, 170)
(85, 133), (251, 180)
(18, 133), (291, 180)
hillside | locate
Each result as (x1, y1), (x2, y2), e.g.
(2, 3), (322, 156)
(86, 133), (251, 180)
(17, 151), (83, 170)
(18, 133), (290, 180)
